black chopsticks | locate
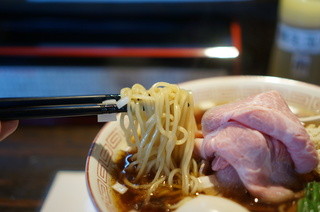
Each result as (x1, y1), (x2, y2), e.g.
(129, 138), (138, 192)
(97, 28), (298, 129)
(0, 94), (127, 120)
(0, 94), (121, 108)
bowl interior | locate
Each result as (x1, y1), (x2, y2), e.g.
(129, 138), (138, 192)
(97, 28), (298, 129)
(86, 76), (320, 212)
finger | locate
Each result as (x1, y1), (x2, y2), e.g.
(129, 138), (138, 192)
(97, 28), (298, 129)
(0, 120), (19, 141)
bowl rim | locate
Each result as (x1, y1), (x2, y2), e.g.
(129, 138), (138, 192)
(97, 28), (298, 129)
(85, 123), (111, 212)
(85, 75), (320, 211)
(178, 75), (320, 89)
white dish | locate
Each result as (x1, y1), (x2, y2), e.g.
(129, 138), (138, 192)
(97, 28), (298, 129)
(85, 76), (320, 212)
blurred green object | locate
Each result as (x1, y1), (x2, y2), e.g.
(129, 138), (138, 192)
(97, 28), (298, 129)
(297, 181), (320, 212)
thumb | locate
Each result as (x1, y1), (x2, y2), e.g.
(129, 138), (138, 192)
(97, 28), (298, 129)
(0, 120), (19, 141)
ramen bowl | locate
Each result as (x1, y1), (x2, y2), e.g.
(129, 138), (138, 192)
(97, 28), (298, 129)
(85, 76), (320, 211)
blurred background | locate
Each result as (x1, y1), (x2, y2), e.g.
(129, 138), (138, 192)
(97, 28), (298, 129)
(3, 0), (315, 211)
(0, 0), (278, 99)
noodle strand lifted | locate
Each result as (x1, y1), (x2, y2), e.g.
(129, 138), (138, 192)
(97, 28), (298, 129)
(120, 82), (199, 197)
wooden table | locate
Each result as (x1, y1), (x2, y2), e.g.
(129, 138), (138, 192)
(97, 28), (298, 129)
(0, 118), (104, 211)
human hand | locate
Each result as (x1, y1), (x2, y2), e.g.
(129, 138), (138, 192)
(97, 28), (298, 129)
(0, 120), (19, 141)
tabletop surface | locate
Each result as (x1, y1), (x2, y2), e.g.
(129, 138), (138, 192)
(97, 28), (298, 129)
(0, 118), (103, 211)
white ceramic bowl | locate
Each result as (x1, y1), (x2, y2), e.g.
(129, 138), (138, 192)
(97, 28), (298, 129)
(85, 76), (320, 212)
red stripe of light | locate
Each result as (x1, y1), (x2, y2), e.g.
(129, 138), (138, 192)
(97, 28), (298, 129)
(230, 21), (242, 75)
(230, 22), (242, 52)
(0, 47), (207, 58)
